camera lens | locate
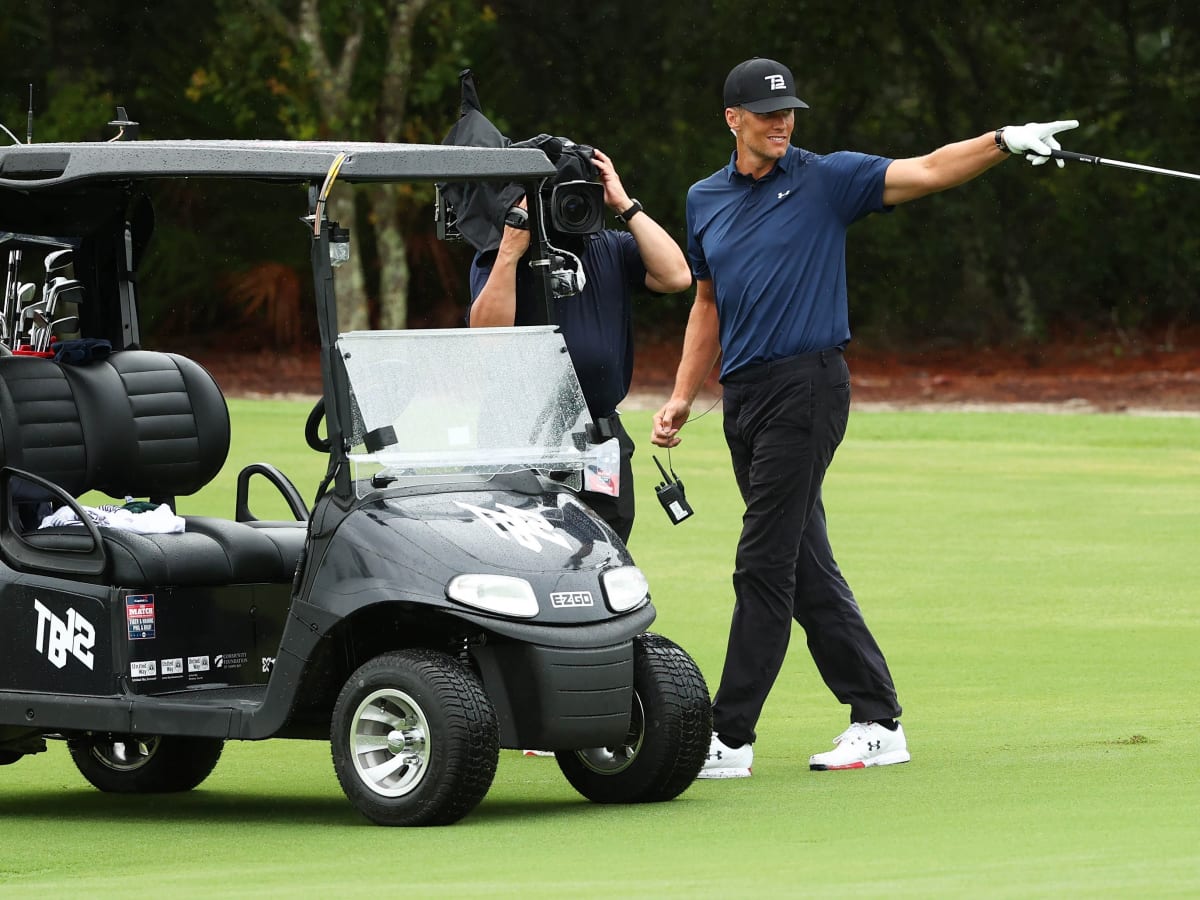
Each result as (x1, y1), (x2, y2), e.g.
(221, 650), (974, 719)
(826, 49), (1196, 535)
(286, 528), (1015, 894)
(549, 181), (604, 234)
(560, 195), (587, 227)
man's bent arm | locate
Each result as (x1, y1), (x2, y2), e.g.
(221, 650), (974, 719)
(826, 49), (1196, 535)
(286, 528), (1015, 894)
(468, 225), (530, 327)
(627, 213), (693, 294)
(592, 148), (691, 294)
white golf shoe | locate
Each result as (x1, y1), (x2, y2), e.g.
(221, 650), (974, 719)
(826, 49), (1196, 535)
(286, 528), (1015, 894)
(697, 732), (753, 779)
(809, 722), (910, 770)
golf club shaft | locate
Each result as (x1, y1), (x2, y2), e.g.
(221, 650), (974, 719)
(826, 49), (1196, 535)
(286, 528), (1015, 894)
(1051, 149), (1200, 182)
(3, 249), (21, 344)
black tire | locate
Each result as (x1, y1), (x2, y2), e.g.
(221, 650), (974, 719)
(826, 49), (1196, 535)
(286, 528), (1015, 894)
(67, 734), (224, 793)
(557, 633), (712, 804)
(331, 649), (499, 826)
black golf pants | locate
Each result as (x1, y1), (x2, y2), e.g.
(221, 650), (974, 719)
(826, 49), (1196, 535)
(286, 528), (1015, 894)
(712, 348), (901, 746)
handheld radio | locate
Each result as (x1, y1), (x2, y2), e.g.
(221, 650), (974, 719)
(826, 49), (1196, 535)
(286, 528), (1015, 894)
(652, 455), (694, 525)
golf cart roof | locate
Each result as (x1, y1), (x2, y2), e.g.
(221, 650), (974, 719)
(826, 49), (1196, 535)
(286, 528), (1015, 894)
(0, 140), (557, 190)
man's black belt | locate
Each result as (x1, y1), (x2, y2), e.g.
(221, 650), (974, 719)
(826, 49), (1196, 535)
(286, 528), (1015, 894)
(723, 346), (844, 384)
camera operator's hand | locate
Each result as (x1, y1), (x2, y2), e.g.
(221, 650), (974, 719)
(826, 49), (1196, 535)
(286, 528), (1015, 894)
(592, 148), (692, 294)
(591, 149), (633, 213)
(499, 196), (531, 255)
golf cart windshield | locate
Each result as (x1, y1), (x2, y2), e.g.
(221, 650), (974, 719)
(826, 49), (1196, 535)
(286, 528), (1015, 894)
(340, 326), (595, 492)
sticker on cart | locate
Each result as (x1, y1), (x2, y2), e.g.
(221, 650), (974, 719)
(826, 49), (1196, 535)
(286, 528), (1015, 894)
(130, 660), (157, 680)
(126, 594), (156, 640)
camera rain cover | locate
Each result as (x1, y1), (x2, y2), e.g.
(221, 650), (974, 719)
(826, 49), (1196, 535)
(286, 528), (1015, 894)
(439, 69), (599, 253)
(338, 326), (595, 487)
(438, 71), (526, 253)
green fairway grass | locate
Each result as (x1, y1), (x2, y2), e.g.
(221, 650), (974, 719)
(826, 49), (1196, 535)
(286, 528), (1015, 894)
(3, 405), (1198, 897)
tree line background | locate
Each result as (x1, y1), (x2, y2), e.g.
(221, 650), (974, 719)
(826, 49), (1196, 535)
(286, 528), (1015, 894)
(2, 1), (1198, 352)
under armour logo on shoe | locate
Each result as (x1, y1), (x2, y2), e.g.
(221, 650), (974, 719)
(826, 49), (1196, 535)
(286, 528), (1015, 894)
(867, 740), (881, 751)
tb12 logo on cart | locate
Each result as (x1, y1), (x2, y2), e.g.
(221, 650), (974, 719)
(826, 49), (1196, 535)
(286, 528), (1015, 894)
(33, 599), (96, 671)
(455, 501), (572, 553)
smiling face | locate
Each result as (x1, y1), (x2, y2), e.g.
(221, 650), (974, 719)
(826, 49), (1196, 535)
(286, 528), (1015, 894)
(726, 106), (795, 178)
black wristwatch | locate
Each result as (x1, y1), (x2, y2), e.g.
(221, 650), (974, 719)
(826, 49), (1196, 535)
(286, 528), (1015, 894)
(503, 205), (529, 230)
(617, 199), (643, 224)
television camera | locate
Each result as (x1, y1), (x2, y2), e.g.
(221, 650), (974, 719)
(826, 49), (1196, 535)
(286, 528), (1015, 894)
(436, 72), (606, 305)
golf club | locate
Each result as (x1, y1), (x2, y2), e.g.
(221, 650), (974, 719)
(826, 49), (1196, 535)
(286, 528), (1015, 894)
(24, 250), (76, 346)
(2, 249), (22, 343)
(20, 279), (83, 349)
(1051, 148), (1200, 182)
(18, 299), (49, 348)
(28, 309), (51, 351)
(43, 248), (73, 276)
(11, 283), (38, 342)
(49, 314), (80, 335)
(34, 314), (80, 352)
(42, 277), (85, 319)
(8, 282), (36, 345)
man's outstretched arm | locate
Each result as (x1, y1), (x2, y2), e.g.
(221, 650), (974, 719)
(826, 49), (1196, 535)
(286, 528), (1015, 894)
(883, 119), (1079, 205)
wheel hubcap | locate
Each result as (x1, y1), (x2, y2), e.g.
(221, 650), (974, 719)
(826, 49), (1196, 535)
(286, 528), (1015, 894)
(350, 689), (431, 797)
(90, 735), (159, 772)
(575, 692), (645, 775)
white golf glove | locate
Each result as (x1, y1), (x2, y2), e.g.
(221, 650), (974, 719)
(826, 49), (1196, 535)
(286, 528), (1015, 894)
(1001, 120), (1079, 167)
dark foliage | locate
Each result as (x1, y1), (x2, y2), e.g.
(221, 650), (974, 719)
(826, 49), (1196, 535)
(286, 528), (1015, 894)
(2, 1), (1197, 347)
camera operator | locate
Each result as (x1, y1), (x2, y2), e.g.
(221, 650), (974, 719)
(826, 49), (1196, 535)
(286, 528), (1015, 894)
(469, 147), (691, 544)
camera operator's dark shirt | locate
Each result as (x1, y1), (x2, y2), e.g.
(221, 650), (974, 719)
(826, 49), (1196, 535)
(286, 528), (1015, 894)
(469, 230), (647, 419)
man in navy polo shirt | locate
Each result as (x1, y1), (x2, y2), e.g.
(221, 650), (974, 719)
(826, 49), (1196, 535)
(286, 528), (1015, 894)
(471, 147), (691, 544)
(652, 56), (1078, 778)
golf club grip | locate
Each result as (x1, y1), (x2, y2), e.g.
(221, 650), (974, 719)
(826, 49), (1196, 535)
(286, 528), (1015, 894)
(1050, 149), (1101, 165)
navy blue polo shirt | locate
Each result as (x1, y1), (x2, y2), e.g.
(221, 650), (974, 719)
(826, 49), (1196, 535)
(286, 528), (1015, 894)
(470, 230), (646, 418)
(686, 144), (892, 379)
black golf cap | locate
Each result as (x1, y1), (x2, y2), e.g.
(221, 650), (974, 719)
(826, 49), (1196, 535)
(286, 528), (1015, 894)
(723, 58), (808, 113)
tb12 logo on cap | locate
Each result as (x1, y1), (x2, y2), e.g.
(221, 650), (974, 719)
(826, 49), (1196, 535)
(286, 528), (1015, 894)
(765, 74), (787, 91)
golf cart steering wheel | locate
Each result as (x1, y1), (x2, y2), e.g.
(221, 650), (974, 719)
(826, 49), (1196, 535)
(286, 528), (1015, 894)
(305, 398), (331, 452)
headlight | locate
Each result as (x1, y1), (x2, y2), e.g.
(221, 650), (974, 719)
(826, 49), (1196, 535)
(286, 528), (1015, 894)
(600, 566), (650, 613)
(447, 574), (539, 618)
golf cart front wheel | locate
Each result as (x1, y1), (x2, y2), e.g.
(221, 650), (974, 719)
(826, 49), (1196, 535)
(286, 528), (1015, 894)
(557, 632), (712, 804)
(331, 648), (499, 826)
(67, 733), (224, 793)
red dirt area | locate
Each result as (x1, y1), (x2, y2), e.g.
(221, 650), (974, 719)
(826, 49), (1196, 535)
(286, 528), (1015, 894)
(628, 328), (1200, 414)
(190, 328), (1200, 414)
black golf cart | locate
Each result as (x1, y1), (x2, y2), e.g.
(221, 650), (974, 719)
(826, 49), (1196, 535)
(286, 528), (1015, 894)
(0, 135), (710, 825)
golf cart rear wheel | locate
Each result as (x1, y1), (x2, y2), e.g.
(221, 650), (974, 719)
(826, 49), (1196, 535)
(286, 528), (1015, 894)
(557, 632), (712, 804)
(331, 649), (499, 826)
(67, 734), (224, 793)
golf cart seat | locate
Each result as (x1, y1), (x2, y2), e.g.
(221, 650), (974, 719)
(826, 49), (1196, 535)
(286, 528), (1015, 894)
(0, 351), (305, 587)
